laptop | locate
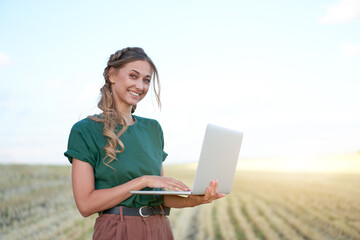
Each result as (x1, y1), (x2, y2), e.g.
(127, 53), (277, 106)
(130, 124), (243, 195)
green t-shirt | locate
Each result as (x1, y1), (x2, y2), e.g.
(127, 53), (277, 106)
(64, 115), (167, 208)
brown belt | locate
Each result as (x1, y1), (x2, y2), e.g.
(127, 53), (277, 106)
(101, 205), (170, 217)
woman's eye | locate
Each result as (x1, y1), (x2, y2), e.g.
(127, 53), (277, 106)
(130, 74), (137, 79)
(144, 79), (151, 83)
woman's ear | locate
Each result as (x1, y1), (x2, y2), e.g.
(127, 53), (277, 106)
(108, 67), (116, 83)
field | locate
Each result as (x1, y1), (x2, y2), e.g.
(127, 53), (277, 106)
(1, 155), (360, 240)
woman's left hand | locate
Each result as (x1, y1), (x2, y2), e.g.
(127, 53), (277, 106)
(186, 180), (225, 207)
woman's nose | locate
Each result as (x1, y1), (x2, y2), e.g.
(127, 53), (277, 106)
(135, 79), (144, 90)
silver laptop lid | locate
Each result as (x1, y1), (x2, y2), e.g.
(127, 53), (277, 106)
(191, 124), (243, 195)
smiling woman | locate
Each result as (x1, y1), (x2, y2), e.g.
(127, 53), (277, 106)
(88, 48), (161, 165)
(64, 47), (225, 240)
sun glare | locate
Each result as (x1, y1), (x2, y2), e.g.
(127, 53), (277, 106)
(237, 153), (360, 174)
(281, 156), (328, 172)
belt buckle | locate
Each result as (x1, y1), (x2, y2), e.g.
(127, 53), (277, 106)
(139, 206), (150, 217)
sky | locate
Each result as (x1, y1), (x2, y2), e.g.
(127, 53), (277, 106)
(0, 0), (360, 165)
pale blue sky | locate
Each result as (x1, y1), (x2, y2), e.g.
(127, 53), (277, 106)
(1, 0), (359, 164)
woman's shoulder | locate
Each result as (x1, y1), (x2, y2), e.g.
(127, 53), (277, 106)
(133, 115), (164, 137)
(134, 115), (160, 127)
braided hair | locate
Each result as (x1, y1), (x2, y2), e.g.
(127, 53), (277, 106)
(89, 47), (161, 169)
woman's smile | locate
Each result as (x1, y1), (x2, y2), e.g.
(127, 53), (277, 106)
(128, 90), (141, 98)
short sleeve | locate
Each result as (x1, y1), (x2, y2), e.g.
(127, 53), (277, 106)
(64, 124), (96, 168)
(157, 122), (168, 162)
(162, 151), (168, 162)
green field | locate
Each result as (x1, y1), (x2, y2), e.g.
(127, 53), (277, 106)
(1, 158), (360, 240)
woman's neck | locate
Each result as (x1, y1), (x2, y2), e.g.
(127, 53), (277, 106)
(114, 105), (134, 125)
(123, 114), (134, 125)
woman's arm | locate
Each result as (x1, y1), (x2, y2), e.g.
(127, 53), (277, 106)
(163, 180), (225, 208)
(161, 166), (225, 208)
(72, 159), (189, 217)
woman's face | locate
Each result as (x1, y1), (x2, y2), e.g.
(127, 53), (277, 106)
(110, 60), (152, 112)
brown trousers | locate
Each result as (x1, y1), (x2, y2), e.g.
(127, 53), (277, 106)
(93, 213), (174, 240)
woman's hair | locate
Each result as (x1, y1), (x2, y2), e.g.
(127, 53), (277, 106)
(89, 47), (161, 169)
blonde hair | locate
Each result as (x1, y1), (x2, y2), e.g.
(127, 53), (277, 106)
(89, 47), (161, 169)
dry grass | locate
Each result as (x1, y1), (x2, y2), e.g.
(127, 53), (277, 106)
(1, 154), (360, 239)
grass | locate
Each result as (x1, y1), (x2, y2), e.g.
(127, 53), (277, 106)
(1, 153), (360, 239)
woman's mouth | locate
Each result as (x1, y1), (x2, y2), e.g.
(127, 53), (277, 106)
(128, 90), (140, 97)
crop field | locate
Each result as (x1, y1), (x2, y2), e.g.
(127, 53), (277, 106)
(166, 164), (360, 240)
(1, 156), (360, 240)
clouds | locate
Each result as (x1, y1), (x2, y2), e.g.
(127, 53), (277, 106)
(319, 0), (360, 24)
(319, 0), (360, 57)
(341, 42), (360, 56)
(0, 51), (11, 67)
(47, 77), (64, 88)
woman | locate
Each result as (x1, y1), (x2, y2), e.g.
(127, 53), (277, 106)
(64, 47), (225, 239)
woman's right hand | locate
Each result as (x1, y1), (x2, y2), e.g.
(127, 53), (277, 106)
(142, 175), (191, 191)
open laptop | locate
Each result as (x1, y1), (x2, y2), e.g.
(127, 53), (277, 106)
(130, 124), (243, 195)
